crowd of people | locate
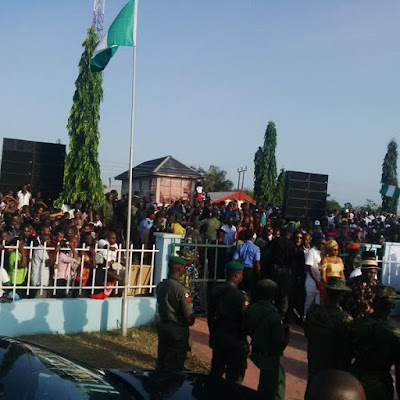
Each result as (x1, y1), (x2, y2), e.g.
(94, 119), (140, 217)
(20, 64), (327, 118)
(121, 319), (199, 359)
(1, 184), (400, 399)
(0, 185), (127, 300)
(152, 199), (400, 400)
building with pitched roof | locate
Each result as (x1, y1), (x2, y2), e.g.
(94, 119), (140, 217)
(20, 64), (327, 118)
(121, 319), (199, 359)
(115, 156), (201, 204)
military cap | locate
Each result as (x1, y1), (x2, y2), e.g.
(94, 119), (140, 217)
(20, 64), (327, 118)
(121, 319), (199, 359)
(169, 255), (186, 266)
(256, 279), (278, 297)
(372, 284), (400, 299)
(321, 277), (351, 292)
(257, 279), (278, 290)
(226, 261), (244, 271)
(178, 249), (195, 261)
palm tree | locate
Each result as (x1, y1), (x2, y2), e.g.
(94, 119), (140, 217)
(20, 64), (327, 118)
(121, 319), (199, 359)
(203, 165), (234, 192)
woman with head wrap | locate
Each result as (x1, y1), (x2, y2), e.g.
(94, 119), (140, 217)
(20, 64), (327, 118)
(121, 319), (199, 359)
(319, 240), (345, 283)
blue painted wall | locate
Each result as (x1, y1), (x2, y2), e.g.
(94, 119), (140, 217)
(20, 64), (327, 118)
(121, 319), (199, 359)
(0, 233), (182, 337)
(0, 297), (157, 337)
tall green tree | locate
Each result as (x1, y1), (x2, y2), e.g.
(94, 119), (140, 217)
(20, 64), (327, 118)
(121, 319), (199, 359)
(259, 121), (278, 205)
(381, 139), (399, 213)
(202, 165), (234, 192)
(275, 168), (286, 207)
(253, 146), (264, 200)
(57, 27), (104, 207)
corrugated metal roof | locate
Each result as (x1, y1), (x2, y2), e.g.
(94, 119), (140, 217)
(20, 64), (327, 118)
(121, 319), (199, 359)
(114, 156), (201, 180)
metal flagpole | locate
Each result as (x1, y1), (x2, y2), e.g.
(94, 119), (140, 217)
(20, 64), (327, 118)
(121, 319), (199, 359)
(122, 0), (138, 337)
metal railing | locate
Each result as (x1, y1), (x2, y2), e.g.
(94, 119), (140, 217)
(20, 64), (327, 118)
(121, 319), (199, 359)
(171, 239), (234, 283)
(0, 241), (158, 300)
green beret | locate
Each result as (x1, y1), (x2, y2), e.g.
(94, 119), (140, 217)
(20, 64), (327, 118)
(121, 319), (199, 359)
(226, 261), (244, 271)
(169, 256), (186, 266)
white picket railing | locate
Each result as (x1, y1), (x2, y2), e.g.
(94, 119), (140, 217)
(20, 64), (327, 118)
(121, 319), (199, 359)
(0, 241), (158, 300)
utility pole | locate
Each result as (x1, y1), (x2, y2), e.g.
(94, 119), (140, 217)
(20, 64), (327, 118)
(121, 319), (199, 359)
(241, 166), (247, 191)
(237, 166), (246, 191)
(93, 0), (106, 39)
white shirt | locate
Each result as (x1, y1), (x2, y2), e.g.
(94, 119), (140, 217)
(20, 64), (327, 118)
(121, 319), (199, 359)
(98, 239), (119, 263)
(31, 245), (50, 286)
(349, 267), (362, 279)
(17, 190), (31, 209)
(0, 268), (10, 297)
(327, 215), (335, 224)
(221, 224), (237, 245)
(305, 246), (321, 292)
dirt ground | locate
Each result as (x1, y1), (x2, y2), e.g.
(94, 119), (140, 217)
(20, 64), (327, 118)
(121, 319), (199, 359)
(19, 324), (208, 373)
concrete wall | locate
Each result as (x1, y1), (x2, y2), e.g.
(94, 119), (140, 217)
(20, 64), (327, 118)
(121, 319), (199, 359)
(0, 232), (181, 337)
(0, 297), (157, 337)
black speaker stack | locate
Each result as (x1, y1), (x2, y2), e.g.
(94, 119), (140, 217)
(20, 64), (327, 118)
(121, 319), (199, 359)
(283, 170), (328, 220)
(0, 138), (66, 200)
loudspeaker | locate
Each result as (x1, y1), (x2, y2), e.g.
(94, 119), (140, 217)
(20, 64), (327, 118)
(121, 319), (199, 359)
(0, 138), (66, 200)
(284, 171), (328, 220)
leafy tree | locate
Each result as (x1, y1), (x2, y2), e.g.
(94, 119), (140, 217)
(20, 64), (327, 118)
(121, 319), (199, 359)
(57, 27), (104, 207)
(259, 121), (278, 205)
(326, 195), (341, 212)
(202, 165), (234, 192)
(381, 139), (398, 213)
(343, 202), (353, 210)
(275, 168), (286, 207)
(253, 146), (264, 200)
(363, 198), (380, 213)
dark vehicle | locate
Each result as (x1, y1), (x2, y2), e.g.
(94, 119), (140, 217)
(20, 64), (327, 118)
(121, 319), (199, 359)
(0, 337), (257, 399)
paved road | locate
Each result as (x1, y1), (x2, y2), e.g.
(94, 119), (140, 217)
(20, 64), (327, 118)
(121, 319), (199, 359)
(190, 317), (307, 399)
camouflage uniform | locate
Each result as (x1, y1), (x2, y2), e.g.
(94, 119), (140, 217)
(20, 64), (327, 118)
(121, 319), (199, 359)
(179, 249), (201, 314)
(348, 315), (400, 399)
(348, 285), (400, 400)
(345, 277), (378, 318)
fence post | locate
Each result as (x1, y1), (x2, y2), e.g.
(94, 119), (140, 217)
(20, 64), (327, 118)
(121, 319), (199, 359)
(153, 233), (184, 293)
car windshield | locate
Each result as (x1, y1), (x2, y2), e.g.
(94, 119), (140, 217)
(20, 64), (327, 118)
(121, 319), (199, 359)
(0, 339), (135, 400)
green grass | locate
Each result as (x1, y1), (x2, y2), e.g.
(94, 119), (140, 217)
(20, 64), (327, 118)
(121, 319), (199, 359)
(19, 324), (209, 374)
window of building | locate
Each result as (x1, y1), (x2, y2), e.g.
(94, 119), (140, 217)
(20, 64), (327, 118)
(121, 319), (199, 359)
(159, 177), (193, 204)
(150, 178), (157, 194)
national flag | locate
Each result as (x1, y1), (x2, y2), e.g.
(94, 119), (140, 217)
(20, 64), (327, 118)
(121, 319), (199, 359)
(91, 0), (136, 72)
(380, 184), (400, 199)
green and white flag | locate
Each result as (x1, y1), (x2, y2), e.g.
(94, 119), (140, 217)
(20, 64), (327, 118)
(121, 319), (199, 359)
(91, 0), (136, 72)
(380, 183), (400, 199)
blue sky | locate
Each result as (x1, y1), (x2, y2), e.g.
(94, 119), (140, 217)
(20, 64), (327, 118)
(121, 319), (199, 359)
(1, 0), (399, 206)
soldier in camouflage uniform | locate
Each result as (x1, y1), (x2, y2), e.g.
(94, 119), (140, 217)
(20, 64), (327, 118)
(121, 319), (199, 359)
(304, 277), (353, 398)
(156, 256), (195, 372)
(348, 285), (400, 400)
(346, 252), (379, 319)
(178, 248), (201, 313)
(245, 279), (289, 400)
(207, 261), (250, 383)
